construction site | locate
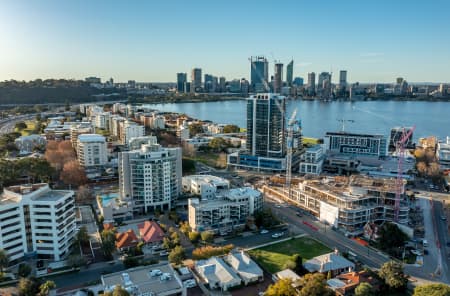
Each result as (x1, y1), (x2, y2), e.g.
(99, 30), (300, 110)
(263, 175), (411, 235)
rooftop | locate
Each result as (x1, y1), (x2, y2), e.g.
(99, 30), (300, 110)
(196, 257), (240, 286)
(1, 184), (72, 205)
(101, 264), (182, 295)
(78, 134), (106, 143)
(304, 252), (355, 273)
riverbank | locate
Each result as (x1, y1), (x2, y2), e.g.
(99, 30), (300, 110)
(129, 94), (245, 104)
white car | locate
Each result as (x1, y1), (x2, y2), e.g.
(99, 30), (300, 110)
(183, 279), (197, 288)
(160, 251), (169, 257)
(260, 229), (269, 234)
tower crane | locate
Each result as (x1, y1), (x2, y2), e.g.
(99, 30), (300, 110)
(394, 126), (416, 222)
(286, 108), (298, 198)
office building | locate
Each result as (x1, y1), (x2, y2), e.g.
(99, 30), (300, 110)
(219, 77), (226, 92)
(307, 72), (316, 95)
(188, 187), (263, 233)
(250, 56), (269, 92)
(318, 72), (332, 98)
(0, 184), (75, 262)
(286, 60), (294, 86)
(85, 77), (101, 84)
(101, 263), (184, 296)
(184, 82), (191, 93)
(339, 70), (347, 88)
(388, 127), (414, 152)
(293, 77), (304, 86)
(204, 74), (217, 92)
(176, 73), (187, 92)
(191, 68), (202, 92)
(273, 63), (283, 93)
(77, 134), (108, 167)
(263, 175), (409, 234)
(118, 139), (182, 214)
(324, 131), (387, 157)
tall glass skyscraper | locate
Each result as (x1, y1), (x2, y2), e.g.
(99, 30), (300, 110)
(246, 93), (286, 158)
(177, 73), (187, 92)
(250, 56), (269, 92)
(286, 60), (294, 86)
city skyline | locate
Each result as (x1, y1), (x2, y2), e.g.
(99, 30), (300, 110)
(1, 0), (450, 83)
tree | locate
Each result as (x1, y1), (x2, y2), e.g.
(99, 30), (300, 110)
(104, 285), (130, 296)
(76, 185), (93, 204)
(179, 221), (191, 235)
(378, 261), (408, 291)
(416, 161), (427, 176)
(223, 124), (240, 134)
(162, 237), (173, 250)
(265, 278), (297, 296)
(123, 256), (139, 268)
(292, 254), (307, 275)
(18, 277), (41, 296)
(38, 280), (56, 296)
(188, 231), (200, 243)
(0, 249), (9, 274)
(355, 282), (375, 296)
(413, 283), (450, 296)
(18, 263), (32, 277)
(298, 273), (334, 296)
(68, 254), (87, 268)
(376, 223), (408, 254)
(15, 121), (27, 130)
(169, 246), (186, 265)
(188, 123), (203, 136)
(76, 226), (90, 245)
(101, 229), (116, 259)
(201, 230), (214, 243)
(60, 160), (88, 187)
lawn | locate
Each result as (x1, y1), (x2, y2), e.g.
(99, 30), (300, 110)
(15, 120), (37, 136)
(302, 137), (321, 146)
(248, 237), (331, 273)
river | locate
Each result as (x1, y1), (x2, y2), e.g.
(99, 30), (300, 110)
(144, 100), (450, 140)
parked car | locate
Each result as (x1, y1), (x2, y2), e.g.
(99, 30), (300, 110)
(260, 229), (269, 234)
(160, 251), (169, 257)
(441, 215), (447, 221)
(183, 279), (197, 288)
(424, 249), (429, 255)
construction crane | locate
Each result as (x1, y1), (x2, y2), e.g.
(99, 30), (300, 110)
(394, 126), (416, 222)
(337, 119), (354, 132)
(286, 108), (298, 198)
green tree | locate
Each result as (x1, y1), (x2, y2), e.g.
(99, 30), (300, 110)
(188, 123), (204, 136)
(376, 223), (408, 254)
(168, 245), (186, 265)
(265, 278), (297, 296)
(413, 283), (450, 296)
(101, 229), (116, 259)
(123, 257), (139, 269)
(38, 280), (56, 296)
(15, 121), (27, 130)
(179, 221), (191, 235)
(355, 282), (375, 296)
(18, 277), (41, 296)
(0, 249), (9, 274)
(76, 226), (90, 245)
(223, 124), (240, 134)
(188, 231), (200, 243)
(379, 261), (408, 291)
(298, 273), (334, 296)
(201, 230), (214, 243)
(18, 263), (32, 277)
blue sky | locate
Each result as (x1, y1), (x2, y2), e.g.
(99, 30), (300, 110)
(1, 0), (449, 83)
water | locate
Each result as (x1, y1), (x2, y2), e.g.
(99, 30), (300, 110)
(144, 100), (450, 141)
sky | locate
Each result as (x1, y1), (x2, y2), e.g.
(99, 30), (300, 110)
(1, 0), (449, 83)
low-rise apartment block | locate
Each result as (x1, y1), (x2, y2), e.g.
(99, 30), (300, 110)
(77, 134), (108, 167)
(182, 175), (230, 199)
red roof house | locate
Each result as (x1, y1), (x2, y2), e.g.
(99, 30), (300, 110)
(115, 229), (139, 250)
(138, 221), (165, 244)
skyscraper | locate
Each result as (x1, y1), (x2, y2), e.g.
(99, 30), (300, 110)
(246, 93), (286, 158)
(339, 70), (347, 88)
(204, 74), (213, 92)
(307, 72), (316, 95)
(191, 68), (202, 92)
(177, 73), (187, 92)
(250, 56), (269, 92)
(219, 77), (226, 92)
(273, 63), (283, 93)
(286, 60), (294, 86)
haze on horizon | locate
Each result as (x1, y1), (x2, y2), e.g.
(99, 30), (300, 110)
(1, 0), (449, 84)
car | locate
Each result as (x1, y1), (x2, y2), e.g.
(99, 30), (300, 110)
(150, 269), (162, 277)
(424, 249), (429, 255)
(271, 233), (280, 238)
(160, 251), (169, 257)
(422, 239), (429, 247)
(275, 204), (281, 208)
(296, 211), (303, 217)
(442, 215), (447, 221)
(183, 279), (197, 288)
(260, 229), (269, 234)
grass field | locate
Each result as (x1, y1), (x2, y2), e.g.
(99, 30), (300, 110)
(14, 120), (37, 136)
(187, 152), (227, 169)
(302, 137), (320, 146)
(248, 237), (331, 273)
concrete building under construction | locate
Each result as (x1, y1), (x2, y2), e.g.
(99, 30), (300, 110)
(264, 175), (409, 235)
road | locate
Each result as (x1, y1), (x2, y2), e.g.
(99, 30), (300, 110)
(0, 114), (36, 135)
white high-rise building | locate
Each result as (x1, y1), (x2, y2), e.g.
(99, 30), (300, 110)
(121, 120), (145, 146)
(0, 184), (76, 262)
(77, 134), (108, 167)
(95, 112), (112, 130)
(118, 140), (182, 214)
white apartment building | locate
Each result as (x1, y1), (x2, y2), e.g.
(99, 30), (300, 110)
(95, 112), (112, 130)
(264, 175), (409, 235)
(299, 145), (324, 175)
(188, 187), (263, 234)
(109, 115), (125, 138)
(119, 140), (182, 214)
(121, 120), (145, 146)
(70, 123), (94, 148)
(77, 134), (108, 167)
(438, 136), (450, 169)
(0, 184), (76, 262)
(182, 175), (230, 199)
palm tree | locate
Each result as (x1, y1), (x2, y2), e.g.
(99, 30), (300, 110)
(0, 249), (9, 274)
(38, 280), (56, 296)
